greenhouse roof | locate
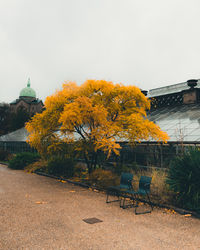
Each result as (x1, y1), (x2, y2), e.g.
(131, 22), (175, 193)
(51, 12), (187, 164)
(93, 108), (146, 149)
(2, 78), (200, 144)
(1, 106), (200, 144)
(0, 128), (28, 142)
(147, 103), (200, 142)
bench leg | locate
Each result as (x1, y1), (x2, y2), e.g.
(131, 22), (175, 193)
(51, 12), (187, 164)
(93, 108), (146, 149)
(106, 192), (120, 204)
(135, 194), (153, 215)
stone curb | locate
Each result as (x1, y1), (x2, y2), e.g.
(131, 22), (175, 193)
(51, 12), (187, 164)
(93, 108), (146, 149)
(0, 162), (8, 165)
(35, 171), (200, 219)
(35, 171), (91, 189)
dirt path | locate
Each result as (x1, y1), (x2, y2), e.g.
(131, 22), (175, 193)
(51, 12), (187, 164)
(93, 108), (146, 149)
(0, 164), (200, 250)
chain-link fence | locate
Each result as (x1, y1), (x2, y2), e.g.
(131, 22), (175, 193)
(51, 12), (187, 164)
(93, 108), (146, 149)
(0, 141), (36, 154)
(1, 141), (199, 169)
(107, 142), (200, 169)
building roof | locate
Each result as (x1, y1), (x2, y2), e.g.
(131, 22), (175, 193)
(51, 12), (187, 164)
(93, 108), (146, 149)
(3, 79), (200, 144)
(0, 128), (29, 142)
(147, 79), (200, 143)
(148, 79), (200, 97)
(10, 98), (42, 105)
(147, 104), (200, 142)
(1, 105), (199, 143)
(19, 78), (36, 98)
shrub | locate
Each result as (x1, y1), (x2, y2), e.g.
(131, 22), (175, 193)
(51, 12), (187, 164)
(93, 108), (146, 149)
(129, 168), (175, 205)
(88, 168), (119, 189)
(8, 152), (40, 170)
(151, 169), (175, 204)
(114, 162), (139, 175)
(47, 156), (74, 178)
(167, 149), (200, 211)
(0, 149), (10, 161)
(74, 162), (87, 177)
(24, 159), (48, 173)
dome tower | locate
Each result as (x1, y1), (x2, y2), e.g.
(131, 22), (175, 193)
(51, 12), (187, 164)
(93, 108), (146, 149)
(19, 78), (36, 100)
(10, 77), (43, 115)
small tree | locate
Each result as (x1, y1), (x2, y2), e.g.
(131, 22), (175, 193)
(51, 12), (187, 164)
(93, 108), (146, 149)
(26, 80), (168, 173)
(0, 104), (31, 135)
(9, 108), (31, 131)
(167, 149), (200, 211)
(0, 103), (10, 135)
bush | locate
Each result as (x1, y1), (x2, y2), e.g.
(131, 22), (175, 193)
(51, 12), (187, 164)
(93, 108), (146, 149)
(0, 149), (10, 161)
(24, 159), (48, 173)
(115, 162), (139, 175)
(126, 168), (175, 205)
(150, 169), (175, 204)
(88, 168), (119, 189)
(74, 162), (87, 177)
(47, 156), (74, 178)
(167, 149), (200, 211)
(8, 152), (40, 170)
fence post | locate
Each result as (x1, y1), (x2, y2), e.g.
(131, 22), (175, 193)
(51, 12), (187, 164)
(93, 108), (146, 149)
(160, 144), (163, 168)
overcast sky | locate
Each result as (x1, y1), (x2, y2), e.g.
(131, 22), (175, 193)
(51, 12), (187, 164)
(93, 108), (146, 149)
(1, 0), (200, 103)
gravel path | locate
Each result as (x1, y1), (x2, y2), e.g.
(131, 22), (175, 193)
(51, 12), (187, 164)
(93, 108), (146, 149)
(0, 164), (200, 250)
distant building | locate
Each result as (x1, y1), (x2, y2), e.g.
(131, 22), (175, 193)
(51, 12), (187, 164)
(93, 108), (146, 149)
(10, 78), (43, 115)
(147, 79), (200, 143)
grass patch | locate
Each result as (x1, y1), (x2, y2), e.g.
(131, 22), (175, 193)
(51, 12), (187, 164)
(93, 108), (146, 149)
(24, 159), (48, 173)
(131, 168), (175, 205)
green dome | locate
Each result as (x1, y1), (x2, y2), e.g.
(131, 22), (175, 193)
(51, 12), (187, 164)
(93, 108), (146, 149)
(19, 78), (36, 98)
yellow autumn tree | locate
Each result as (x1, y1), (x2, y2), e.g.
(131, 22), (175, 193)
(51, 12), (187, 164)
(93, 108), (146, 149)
(26, 80), (168, 173)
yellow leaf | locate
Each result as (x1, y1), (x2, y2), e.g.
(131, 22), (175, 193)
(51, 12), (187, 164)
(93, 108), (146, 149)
(35, 201), (47, 204)
(60, 180), (66, 183)
(69, 190), (75, 193)
(184, 214), (191, 217)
